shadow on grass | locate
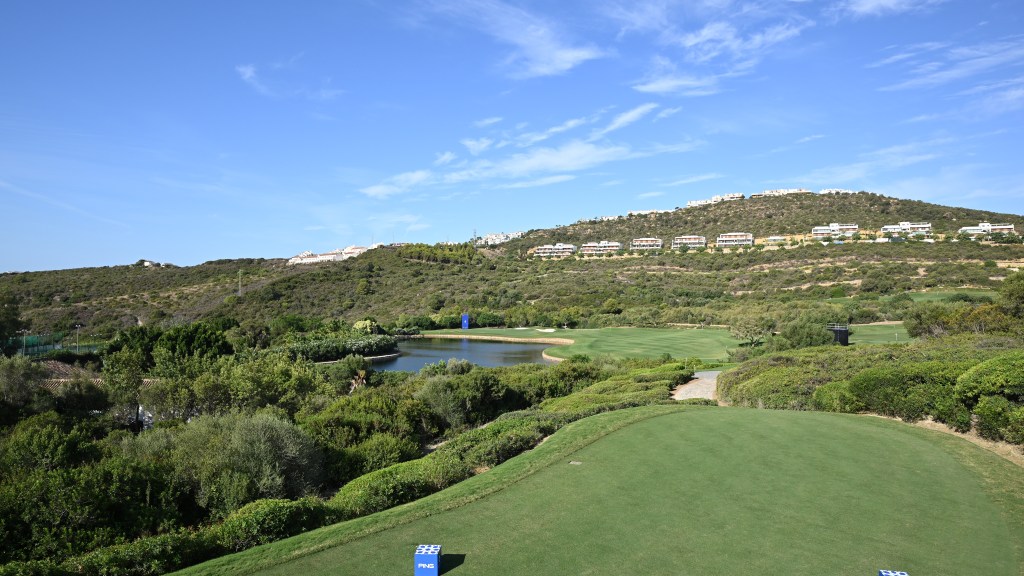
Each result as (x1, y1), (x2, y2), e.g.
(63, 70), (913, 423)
(440, 553), (466, 574)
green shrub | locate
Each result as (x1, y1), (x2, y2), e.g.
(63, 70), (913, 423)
(933, 396), (972, 433)
(974, 395), (1012, 441)
(0, 560), (66, 576)
(677, 398), (717, 406)
(216, 498), (341, 552)
(811, 381), (863, 413)
(1004, 406), (1024, 444)
(58, 528), (221, 576)
(954, 351), (1024, 407)
(329, 460), (432, 518)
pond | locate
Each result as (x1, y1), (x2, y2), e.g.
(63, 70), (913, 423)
(375, 338), (555, 372)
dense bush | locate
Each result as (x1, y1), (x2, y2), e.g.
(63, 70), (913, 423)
(284, 334), (397, 362)
(846, 361), (971, 422)
(953, 351), (1024, 407)
(216, 498), (341, 552)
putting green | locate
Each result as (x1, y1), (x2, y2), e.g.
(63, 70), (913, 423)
(204, 408), (1023, 575)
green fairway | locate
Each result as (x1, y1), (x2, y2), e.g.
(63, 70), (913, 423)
(428, 327), (742, 362)
(849, 322), (911, 344)
(182, 407), (1024, 576)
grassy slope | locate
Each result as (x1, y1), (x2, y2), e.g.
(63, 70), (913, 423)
(849, 323), (911, 344)
(180, 407), (1024, 576)
(428, 327), (743, 362)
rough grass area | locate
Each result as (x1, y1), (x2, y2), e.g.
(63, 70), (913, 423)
(429, 327), (741, 362)
(179, 407), (1024, 576)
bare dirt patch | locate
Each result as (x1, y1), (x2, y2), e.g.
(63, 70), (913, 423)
(672, 370), (721, 402)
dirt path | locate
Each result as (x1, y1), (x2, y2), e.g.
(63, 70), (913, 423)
(672, 370), (721, 402)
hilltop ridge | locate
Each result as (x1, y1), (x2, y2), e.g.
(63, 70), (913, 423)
(497, 192), (1024, 255)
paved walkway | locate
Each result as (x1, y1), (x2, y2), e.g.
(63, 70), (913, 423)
(672, 370), (721, 402)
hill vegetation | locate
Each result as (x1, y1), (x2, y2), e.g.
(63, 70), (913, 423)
(500, 191), (1024, 254)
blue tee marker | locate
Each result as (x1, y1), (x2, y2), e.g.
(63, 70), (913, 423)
(415, 544), (442, 576)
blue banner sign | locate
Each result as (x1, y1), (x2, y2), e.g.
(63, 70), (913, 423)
(461, 313), (469, 330)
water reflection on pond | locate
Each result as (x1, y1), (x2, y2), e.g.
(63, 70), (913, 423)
(375, 338), (554, 372)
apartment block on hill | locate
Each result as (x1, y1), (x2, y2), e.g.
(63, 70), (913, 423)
(534, 243), (577, 257)
(879, 222), (932, 236)
(671, 235), (707, 249)
(716, 232), (754, 247)
(957, 222), (1016, 236)
(810, 223), (859, 240)
(630, 237), (663, 250)
(581, 241), (623, 255)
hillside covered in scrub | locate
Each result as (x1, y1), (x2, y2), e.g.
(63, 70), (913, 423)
(498, 192), (1024, 254)
(1, 193), (1022, 336)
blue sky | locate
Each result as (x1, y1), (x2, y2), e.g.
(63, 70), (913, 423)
(2, 0), (1023, 272)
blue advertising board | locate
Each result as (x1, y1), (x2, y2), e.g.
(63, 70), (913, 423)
(878, 571), (909, 576)
(461, 313), (469, 330)
(415, 544), (441, 576)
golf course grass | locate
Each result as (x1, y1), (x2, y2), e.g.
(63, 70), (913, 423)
(848, 323), (911, 344)
(429, 327), (743, 362)
(429, 324), (913, 359)
(179, 406), (1024, 576)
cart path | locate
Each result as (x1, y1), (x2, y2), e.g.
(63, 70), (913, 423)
(672, 370), (722, 402)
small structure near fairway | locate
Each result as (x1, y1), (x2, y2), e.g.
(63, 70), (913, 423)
(415, 544), (442, 576)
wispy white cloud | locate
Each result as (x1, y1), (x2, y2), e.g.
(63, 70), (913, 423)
(666, 173), (723, 186)
(673, 19), (811, 63)
(514, 117), (590, 147)
(633, 54), (726, 96)
(866, 42), (948, 68)
(428, 0), (606, 78)
(794, 139), (949, 184)
(796, 134), (825, 144)
(366, 212), (431, 233)
(461, 137), (494, 155)
(474, 116), (503, 127)
(359, 170), (433, 198)
(637, 191), (665, 199)
(835, 0), (948, 18)
(880, 37), (1024, 91)
(236, 61), (345, 102)
(654, 106), (682, 121)
(236, 64), (273, 96)
(497, 175), (576, 189)
(0, 179), (128, 228)
(434, 151), (458, 166)
(591, 103), (659, 139)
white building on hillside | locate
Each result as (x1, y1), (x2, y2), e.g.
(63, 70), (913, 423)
(628, 209), (672, 217)
(880, 222), (932, 236)
(476, 231), (525, 246)
(819, 188), (857, 195)
(711, 193), (744, 203)
(957, 222), (1016, 236)
(811, 223), (859, 240)
(686, 199), (713, 208)
(751, 188), (812, 198)
(672, 235), (707, 249)
(534, 243), (577, 257)
(630, 237), (663, 250)
(289, 247), (369, 265)
(580, 241), (622, 256)
(716, 232), (754, 247)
